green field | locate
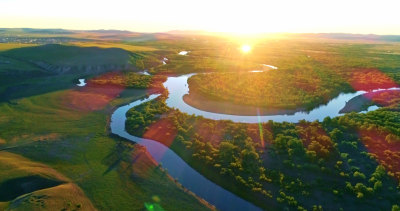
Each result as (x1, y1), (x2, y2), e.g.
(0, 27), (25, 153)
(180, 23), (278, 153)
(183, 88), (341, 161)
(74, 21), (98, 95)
(1, 29), (400, 211)
(184, 41), (400, 114)
(0, 35), (211, 210)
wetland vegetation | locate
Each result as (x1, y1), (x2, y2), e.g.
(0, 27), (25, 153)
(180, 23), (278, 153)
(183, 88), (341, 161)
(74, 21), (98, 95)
(1, 28), (400, 210)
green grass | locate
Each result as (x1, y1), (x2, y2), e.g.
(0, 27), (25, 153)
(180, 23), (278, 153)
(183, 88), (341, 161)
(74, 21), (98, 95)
(186, 60), (351, 111)
(0, 151), (97, 211)
(2, 32), (400, 210)
(0, 87), (209, 210)
(1, 44), (132, 66)
(0, 39), (212, 210)
(0, 43), (160, 102)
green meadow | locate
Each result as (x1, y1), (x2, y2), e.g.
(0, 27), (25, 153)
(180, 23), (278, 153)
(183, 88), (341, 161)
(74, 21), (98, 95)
(0, 38), (210, 210)
(1, 29), (400, 210)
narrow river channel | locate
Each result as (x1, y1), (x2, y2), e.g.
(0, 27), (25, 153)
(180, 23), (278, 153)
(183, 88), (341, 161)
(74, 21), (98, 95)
(111, 73), (398, 210)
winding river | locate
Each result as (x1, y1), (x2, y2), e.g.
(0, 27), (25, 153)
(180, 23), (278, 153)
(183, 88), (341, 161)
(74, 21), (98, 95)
(111, 95), (262, 211)
(111, 72), (398, 211)
(164, 74), (397, 123)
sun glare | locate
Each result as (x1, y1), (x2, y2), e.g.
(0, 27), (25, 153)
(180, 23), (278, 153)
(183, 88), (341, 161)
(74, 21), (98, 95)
(241, 44), (252, 53)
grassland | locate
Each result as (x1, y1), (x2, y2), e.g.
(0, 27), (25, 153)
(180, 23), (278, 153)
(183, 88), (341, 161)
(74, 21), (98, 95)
(0, 42), (167, 102)
(2, 29), (400, 210)
(0, 39), (210, 210)
(126, 94), (400, 211)
(125, 35), (400, 210)
(0, 43), (38, 52)
(183, 40), (400, 114)
(1, 44), (132, 67)
(0, 151), (96, 211)
(0, 86), (210, 210)
(70, 42), (158, 52)
(186, 67), (350, 113)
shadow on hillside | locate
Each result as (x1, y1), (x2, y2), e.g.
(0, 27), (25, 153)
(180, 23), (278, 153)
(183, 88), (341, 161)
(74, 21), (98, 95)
(0, 44), (136, 102)
(0, 175), (65, 201)
(102, 140), (147, 176)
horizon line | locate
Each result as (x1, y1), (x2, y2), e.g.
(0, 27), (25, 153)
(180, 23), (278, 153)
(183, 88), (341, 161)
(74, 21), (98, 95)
(2, 27), (400, 37)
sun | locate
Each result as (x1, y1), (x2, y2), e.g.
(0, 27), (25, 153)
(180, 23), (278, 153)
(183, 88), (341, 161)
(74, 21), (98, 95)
(241, 44), (252, 53)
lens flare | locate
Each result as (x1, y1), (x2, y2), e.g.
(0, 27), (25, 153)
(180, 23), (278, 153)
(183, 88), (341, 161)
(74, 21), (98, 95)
(241, 44), (251, 53)
(257, 109), (265, 148)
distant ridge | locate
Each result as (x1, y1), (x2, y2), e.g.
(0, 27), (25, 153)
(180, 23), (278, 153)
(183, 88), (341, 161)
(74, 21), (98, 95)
(166, 30), (209, 35)
(1, 28), (400, 42)
(295, 33), (400, 42)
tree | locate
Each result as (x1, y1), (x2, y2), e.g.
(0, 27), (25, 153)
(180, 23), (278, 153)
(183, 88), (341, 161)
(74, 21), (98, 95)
(241, 149), (260, 173)
(219, 141), (236, 164)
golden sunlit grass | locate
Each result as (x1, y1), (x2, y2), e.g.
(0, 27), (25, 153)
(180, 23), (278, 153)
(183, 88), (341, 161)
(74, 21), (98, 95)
(0, 151), (97, 210)
(241, 44), (252, 53)
(70, 42), (158, 52)
(0, 43), (38, 52)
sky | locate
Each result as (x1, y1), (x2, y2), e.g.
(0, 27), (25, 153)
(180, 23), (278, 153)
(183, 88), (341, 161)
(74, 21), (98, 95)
(1, 0), (400, 35)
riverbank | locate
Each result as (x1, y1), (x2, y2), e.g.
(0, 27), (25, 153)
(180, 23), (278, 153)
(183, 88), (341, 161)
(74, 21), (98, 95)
(117, 96), (264, 211)
(164, 74), (381, 123)
(339, 89), (400, 113)
(185, 68), (353, 113)
(122, 93), (400, 210)
(183, 92), (304, 116)
(107, 96), (216, 211)
(339, 94), (374, 113)
(0, 85), (210, 210)
(124, 109), (275, 210)
(109, 134), (217, 211)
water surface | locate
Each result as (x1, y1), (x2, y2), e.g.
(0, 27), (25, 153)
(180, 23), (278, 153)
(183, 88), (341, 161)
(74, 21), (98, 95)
(163, 74), (395, 123)
(111, 72), (397, 210)
(178, 51), (189, 55)
(110, 95), (262, 211)
(76, 79), (86, 87)
(262, 64), (278, 69)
